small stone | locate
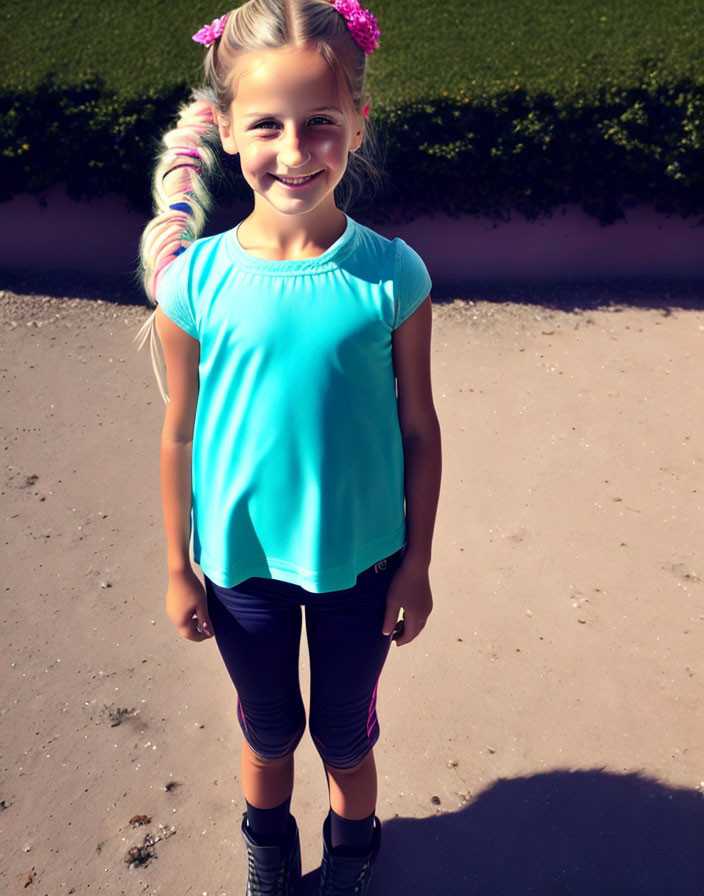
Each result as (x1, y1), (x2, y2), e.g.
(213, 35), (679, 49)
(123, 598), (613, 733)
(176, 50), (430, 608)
(431, 795), (441, 806)
(447, 759), (458, 768)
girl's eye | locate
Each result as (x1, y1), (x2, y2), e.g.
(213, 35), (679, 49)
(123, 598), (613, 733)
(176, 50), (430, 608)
(249, 116), (334, 131)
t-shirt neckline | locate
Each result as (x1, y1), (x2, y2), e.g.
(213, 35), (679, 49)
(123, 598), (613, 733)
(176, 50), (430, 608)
(227, 214), (356, 275)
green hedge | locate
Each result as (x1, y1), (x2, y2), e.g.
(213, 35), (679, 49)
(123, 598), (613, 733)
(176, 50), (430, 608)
(376, 79), (704, 224)
(2, 74), (703, 225)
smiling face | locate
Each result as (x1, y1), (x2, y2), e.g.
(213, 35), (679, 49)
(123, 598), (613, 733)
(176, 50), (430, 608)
(216, 45), (363, 221)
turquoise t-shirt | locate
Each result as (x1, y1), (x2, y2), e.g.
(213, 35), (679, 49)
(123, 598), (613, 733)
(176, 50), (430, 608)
(157, 214), (431, 592)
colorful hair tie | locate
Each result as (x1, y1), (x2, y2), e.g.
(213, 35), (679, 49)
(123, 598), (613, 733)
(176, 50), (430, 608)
(192, 13), (229, 47)
(332, 0), (380, 55)
(169, 202), (194, 213)
(169, 147), (202, 159)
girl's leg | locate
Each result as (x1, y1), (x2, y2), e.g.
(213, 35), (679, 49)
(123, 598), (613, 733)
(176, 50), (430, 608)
(324, 750), (380, 852)
(241, 738), (294, 808)
(205, 576), (306, 838)
(324, 747), (377, 819)
(305, 551), (402, 847)
(205, 577), (304, 896)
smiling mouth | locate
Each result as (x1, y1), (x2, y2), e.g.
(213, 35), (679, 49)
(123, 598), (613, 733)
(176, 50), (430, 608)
(272, 171), (323, 186)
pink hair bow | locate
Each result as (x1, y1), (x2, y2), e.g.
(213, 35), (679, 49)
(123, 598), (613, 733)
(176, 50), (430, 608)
(192, 13), (229, 47)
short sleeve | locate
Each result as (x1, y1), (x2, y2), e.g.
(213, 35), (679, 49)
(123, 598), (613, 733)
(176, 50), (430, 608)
(156, 253), (198, 339)
(392, 238), (432, 330)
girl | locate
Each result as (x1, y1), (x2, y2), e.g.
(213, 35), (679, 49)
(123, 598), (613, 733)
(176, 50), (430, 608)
(137, 1), (441, 893)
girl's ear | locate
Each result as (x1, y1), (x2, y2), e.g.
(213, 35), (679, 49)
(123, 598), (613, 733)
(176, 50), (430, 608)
(349, 115), (364, 153)
(216, 108), (238, 156)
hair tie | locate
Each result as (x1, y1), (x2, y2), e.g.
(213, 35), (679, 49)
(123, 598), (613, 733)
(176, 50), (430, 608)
(169, 202), (194, 214)
(168, 147), (202, 159)
(331, 0), (380, 55)
(192, 14), (229, 46)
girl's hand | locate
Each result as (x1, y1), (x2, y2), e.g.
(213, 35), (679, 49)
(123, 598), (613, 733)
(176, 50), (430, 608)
(166, 568), (214, 642)
(382, 556), (433, 647)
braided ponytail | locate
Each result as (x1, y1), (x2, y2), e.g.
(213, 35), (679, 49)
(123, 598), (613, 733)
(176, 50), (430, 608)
(135, 89), (219, 400)
(139, 90), (219, 304)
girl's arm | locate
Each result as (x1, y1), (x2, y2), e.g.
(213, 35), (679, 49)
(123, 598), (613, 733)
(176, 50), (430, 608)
(384, 295), (442, 646)
(155, 307), (213, 642)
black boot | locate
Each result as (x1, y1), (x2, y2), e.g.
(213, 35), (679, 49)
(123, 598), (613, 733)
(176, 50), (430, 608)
(241, 812), (302, 896)
(319, 812), (381, 896)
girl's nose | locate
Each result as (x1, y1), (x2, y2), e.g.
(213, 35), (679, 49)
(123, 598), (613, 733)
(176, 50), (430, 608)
(278, 127), (311, 168)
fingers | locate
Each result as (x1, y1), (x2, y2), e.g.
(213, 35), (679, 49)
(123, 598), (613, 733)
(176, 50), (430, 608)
(382, 600), (401, 637)
(168, 584), (215, 642)
(383, 570), (432, 645)
(176, 615), (213, 642)
(195, 605), (214, 639)
(189, 605), (215, 641)
(393, 613), (426, 647)
(173, 601), (214, 642)
(175, 620), (199, 641)
(166, 571), (214, 643)
(383, 602), (429, 645)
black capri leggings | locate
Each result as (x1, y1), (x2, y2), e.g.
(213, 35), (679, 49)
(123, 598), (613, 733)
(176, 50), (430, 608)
(204, 548), (404, 769)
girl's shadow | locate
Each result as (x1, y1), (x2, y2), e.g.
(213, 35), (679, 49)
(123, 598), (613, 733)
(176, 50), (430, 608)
(303, 768), (704, 895)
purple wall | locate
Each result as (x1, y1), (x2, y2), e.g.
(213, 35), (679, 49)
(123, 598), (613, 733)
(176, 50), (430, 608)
(2, 185), (703, 283)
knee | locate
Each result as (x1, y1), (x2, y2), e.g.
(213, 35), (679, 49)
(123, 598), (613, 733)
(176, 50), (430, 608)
(242, 731), (303, 765)
(323, 749), (374, 779)
(310, 712), (378, 769)
(245, 744), (295, 770)
(237, 696), (305, 761)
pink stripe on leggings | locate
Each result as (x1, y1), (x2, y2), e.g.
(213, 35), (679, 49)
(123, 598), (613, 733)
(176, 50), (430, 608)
(366, 678), (380, 739)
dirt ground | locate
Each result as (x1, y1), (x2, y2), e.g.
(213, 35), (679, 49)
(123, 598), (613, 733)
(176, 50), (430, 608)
(1, 284), (704, 895)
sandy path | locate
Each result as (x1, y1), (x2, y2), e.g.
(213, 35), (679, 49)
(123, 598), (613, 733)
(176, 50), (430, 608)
(1, 291), (703, 894)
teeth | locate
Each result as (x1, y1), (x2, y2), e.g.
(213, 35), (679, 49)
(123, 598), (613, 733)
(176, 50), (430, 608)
(276, 173), (317, 185)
